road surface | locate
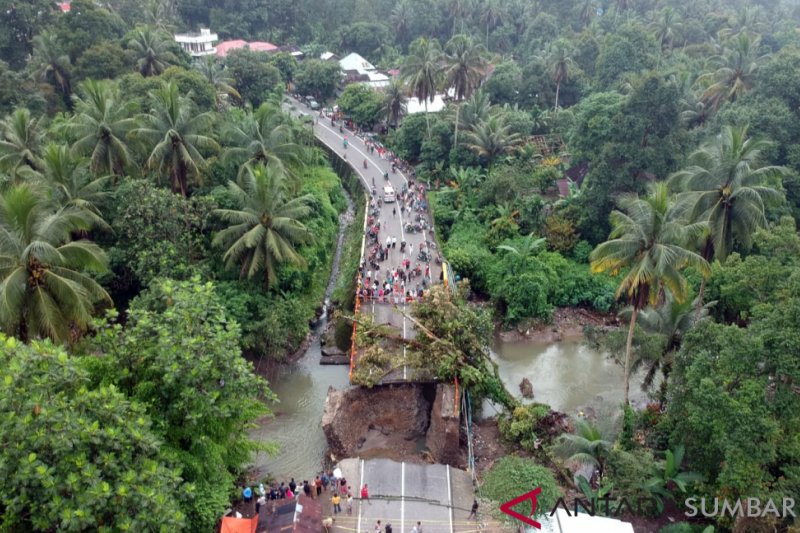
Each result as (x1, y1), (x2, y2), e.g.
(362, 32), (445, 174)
(287, 97), (443, 382)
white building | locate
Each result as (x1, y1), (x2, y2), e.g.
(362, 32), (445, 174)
(174, 28), (218, 58)
(406, 95), (447, 114)
(338, 52), (390, 89)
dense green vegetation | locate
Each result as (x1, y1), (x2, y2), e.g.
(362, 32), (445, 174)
(0, 3), (352, 528)
(3, 0), (800, 530)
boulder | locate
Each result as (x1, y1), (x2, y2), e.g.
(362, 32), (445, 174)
(519, 378), (534, 398)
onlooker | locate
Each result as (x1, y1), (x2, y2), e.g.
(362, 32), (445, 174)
(468, 499), (479, 520)
(331, 493), (341, 514)
(361, 483), (370, 503)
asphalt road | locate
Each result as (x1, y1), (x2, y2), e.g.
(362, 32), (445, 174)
(287, 97), (443, 382)
(328, 458), (479, 533)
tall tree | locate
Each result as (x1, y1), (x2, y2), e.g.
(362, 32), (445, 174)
(669, 125), (785, 311)
(546, 39), (575, 114)
(30, 32), (72, 104)
(590, 183), (710, 404)
(128, 26), (178, 77)
(401, 37), (443, 140)
(0, 183), (110, 343)
(35, 143), (110, 230)
(63, 80), (136, 177)
(442, 34), (488, 150)
(213, 163), (313, 288)
(224, 103), (306, 181)
(132, 82), (219, 196)
(383, 79), (408, 129)
(0, 108), (44, 180)
(194, 56), (240, 110)
(0, 338), (185, 531)
(699, 33), (768, 110)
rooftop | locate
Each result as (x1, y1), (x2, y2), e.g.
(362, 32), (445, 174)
(216, 40), (278, 58)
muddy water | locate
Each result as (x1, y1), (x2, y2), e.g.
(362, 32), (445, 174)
(483, 339), (648, 417)
(249, 190), (355, 482)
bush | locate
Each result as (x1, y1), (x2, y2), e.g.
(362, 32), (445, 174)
(334, 317), (353, 352)
(481, 456), (561, 518)
(498, 404), (552, 451)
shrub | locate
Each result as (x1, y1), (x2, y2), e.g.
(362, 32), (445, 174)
(481, 457), (561, 518)
(498, 404), (552, 451)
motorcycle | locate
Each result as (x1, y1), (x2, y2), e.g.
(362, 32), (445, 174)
(417, 251), (430, 262)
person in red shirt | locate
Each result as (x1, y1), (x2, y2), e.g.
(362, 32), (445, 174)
(361, 484), (370, 504)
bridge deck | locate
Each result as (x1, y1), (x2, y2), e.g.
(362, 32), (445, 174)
(289, 98), (443, 384)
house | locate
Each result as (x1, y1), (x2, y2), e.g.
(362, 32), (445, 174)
(338, 52), (390, 89)
(406, 95), (447, 114)
(174, 28), (218, 57)
(320, 51), (339, 62)
(215, 40), (278, 58)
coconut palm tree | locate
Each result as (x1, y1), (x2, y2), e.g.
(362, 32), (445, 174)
(698, 33), (768, 110)
(480, 0), (505, 50)
(224, 103), (307, 182)
(618, 292), (711, 403)
(128, 26), (179, 77)
(0, 108), (45, 180)
(34, 144), (111, 230)
(30, 32), (72, 103)
(668, 125), (785, 310)
(401, 37), (443, 140)
(554, 420), (613, 481)
(0, 183), (110, 343)
(457, 90), (492, 132)
(546, 40), (575, 114)
(442, 34), (488, 150)
(132, 82), (219, 196)
(212, 163), (313, 288)
(463, 115), (522, 167)
(382, 79), (408, 129)
(194, 56), (240, 110)
(655, 8), (682, 49)
(590, 183), (710, 405)
(62, 80), (136, 178)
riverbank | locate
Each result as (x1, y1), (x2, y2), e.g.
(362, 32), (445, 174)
(497, 306), (619, 344)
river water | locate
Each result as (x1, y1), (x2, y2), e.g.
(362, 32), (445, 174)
(248, 190), (354, 483)
(482, 338), (648, 418)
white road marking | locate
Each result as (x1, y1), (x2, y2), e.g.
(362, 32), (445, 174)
(447, 465), (454, 533)
(358, 458), (365, 533)
(401, 462), (406, 533)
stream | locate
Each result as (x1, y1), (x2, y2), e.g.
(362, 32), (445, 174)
(247, 179), (643, 481)
(483, 338), (649, 418)
(248, 189), (354, 482)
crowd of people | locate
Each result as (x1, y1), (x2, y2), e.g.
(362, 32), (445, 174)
(243, 471), (361, 516)
(360, 180), (442, 304)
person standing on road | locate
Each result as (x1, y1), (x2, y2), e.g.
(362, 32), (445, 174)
(392, 236), (397, 248)
(468, 499), (479, 520)
(361, 484), (370, 504)
(393, 207), (396, 217)
(347, 493), (353, 514)
(374, 520), (381, 532)
(331, 493), (341, 514)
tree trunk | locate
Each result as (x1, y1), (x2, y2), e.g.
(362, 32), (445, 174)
(453, 103), (460, 153)
(694, 276), (707, 321)
(424, 98), (431, 141)
(623, 308), (638, 406)
(554, 81), (560, 114)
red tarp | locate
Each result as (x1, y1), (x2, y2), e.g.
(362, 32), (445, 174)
(221, 516), (258, 533)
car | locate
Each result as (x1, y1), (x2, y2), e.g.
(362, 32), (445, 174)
(308, 100), (320, 110)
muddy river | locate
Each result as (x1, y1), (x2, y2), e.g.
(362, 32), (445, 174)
(484, 338), (648, 417)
